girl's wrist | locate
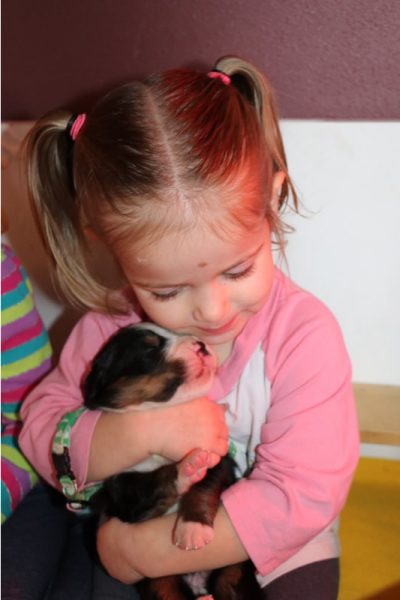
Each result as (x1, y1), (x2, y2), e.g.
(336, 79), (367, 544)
(88, 409), (157, 481)
(97, 518), (145, 584)
(120, 409), (160, 463)
(133, 408), (161, 457)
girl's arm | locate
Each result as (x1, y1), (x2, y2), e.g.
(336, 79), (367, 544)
(97, 295), (359, 582)
(97, 506), (249, 584)
(87, 397), (228, 481)
(220, 298), (360, 577)
(20, 311), (228, 489)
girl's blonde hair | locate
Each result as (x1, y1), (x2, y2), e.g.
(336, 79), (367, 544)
(25, 56), (298, 313)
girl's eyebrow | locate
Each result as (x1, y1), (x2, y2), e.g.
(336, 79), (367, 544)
(137, 242), (264, 290)
(222, 242), (264, 272)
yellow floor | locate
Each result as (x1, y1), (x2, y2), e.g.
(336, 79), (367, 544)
(339, 457), (400, 600)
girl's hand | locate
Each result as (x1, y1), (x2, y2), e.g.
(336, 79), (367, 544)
(97, 508), (249, 584)
(97, 518), (144, 584)
(88, 397), (228, 482)
(148, 397), (229, 465)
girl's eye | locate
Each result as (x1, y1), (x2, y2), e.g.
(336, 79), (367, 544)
(147, 264), (255, 300)
(150, 289), (180, 302)
(224, 264), (255, 280)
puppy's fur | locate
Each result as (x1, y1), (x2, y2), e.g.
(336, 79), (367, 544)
(83, 323), (261, 600)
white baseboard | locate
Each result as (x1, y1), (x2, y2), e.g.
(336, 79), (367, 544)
(360, 443), (400, 461)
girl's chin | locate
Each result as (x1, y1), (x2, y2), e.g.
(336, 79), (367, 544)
(197, 329), (237, 344)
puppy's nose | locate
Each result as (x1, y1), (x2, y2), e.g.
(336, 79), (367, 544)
(195, 341), (209, 356)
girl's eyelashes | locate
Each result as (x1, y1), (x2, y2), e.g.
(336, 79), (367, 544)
(224, 264), (255, 280)
(148, 264), (256, 301)
(150, 289), (180, 302)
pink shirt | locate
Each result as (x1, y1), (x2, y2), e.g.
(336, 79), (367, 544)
(20, 269), (359, 583)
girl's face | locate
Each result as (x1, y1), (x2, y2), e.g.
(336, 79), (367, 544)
(118, 218), (275, 361)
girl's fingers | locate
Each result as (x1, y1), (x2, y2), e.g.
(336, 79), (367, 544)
(207, 452), (222, 468)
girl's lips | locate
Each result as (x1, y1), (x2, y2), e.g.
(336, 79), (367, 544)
(197, 316), (238, 336)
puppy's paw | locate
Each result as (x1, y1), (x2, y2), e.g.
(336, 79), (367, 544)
(176, 448), (209, 495)
(173, 518), (214, 550)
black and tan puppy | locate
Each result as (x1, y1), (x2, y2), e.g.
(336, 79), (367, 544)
(83, 323), (261, 600)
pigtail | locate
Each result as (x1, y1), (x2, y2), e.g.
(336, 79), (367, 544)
(24, 111), (114, 312)
(214, 56), (298, 214)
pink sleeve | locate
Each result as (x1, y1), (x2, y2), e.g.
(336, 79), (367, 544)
(19, 311), (133, 489)
(222, 299), (359, 576)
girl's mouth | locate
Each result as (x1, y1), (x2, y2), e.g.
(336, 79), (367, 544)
(197, 316), (237, 336)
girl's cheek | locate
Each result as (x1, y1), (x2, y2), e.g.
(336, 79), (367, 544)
(138, 297), (187, 329)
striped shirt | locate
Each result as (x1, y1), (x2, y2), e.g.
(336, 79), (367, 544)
(1, 243), (52, 522)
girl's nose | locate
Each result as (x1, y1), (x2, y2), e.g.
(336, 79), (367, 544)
(192, 282), (229, 324)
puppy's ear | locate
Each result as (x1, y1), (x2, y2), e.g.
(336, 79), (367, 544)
(83, 347), (117, 410)
(82, 330), (127, 410)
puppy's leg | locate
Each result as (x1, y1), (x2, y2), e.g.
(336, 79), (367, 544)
(174, 456), (237, 550)
(138, 574), (196, 599)
(90, 448), (210, 523)
(90, 463), (180, 522)
(176, 449), (211, 495)
(207, 561), (263, 600)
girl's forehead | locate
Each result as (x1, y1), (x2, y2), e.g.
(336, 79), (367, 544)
(121, 220), (269, 283)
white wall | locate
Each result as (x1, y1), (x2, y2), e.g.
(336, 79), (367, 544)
(2, 120), (400, 384)
(281, 121), (400, 385)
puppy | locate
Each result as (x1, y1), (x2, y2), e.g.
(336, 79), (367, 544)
(83, 323), (262, 600)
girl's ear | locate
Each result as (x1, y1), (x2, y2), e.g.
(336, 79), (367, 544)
(271, 171), (286, 214)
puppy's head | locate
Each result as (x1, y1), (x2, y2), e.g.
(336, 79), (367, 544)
(82, 323), (217, 412)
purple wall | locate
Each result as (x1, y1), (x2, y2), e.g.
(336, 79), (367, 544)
(2, 0), (399, 120)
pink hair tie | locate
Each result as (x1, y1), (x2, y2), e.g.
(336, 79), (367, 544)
(69, 113), (87, 141)
(207, 71), (231, 86)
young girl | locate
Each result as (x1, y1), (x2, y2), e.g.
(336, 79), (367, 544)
(20, 56), (359, 599)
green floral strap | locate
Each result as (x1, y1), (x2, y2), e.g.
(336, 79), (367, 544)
(52, 407), (101, 509)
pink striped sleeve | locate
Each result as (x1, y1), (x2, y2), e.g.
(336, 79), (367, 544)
(1, 320), (45, 351)
(1, 266), (23, 293)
